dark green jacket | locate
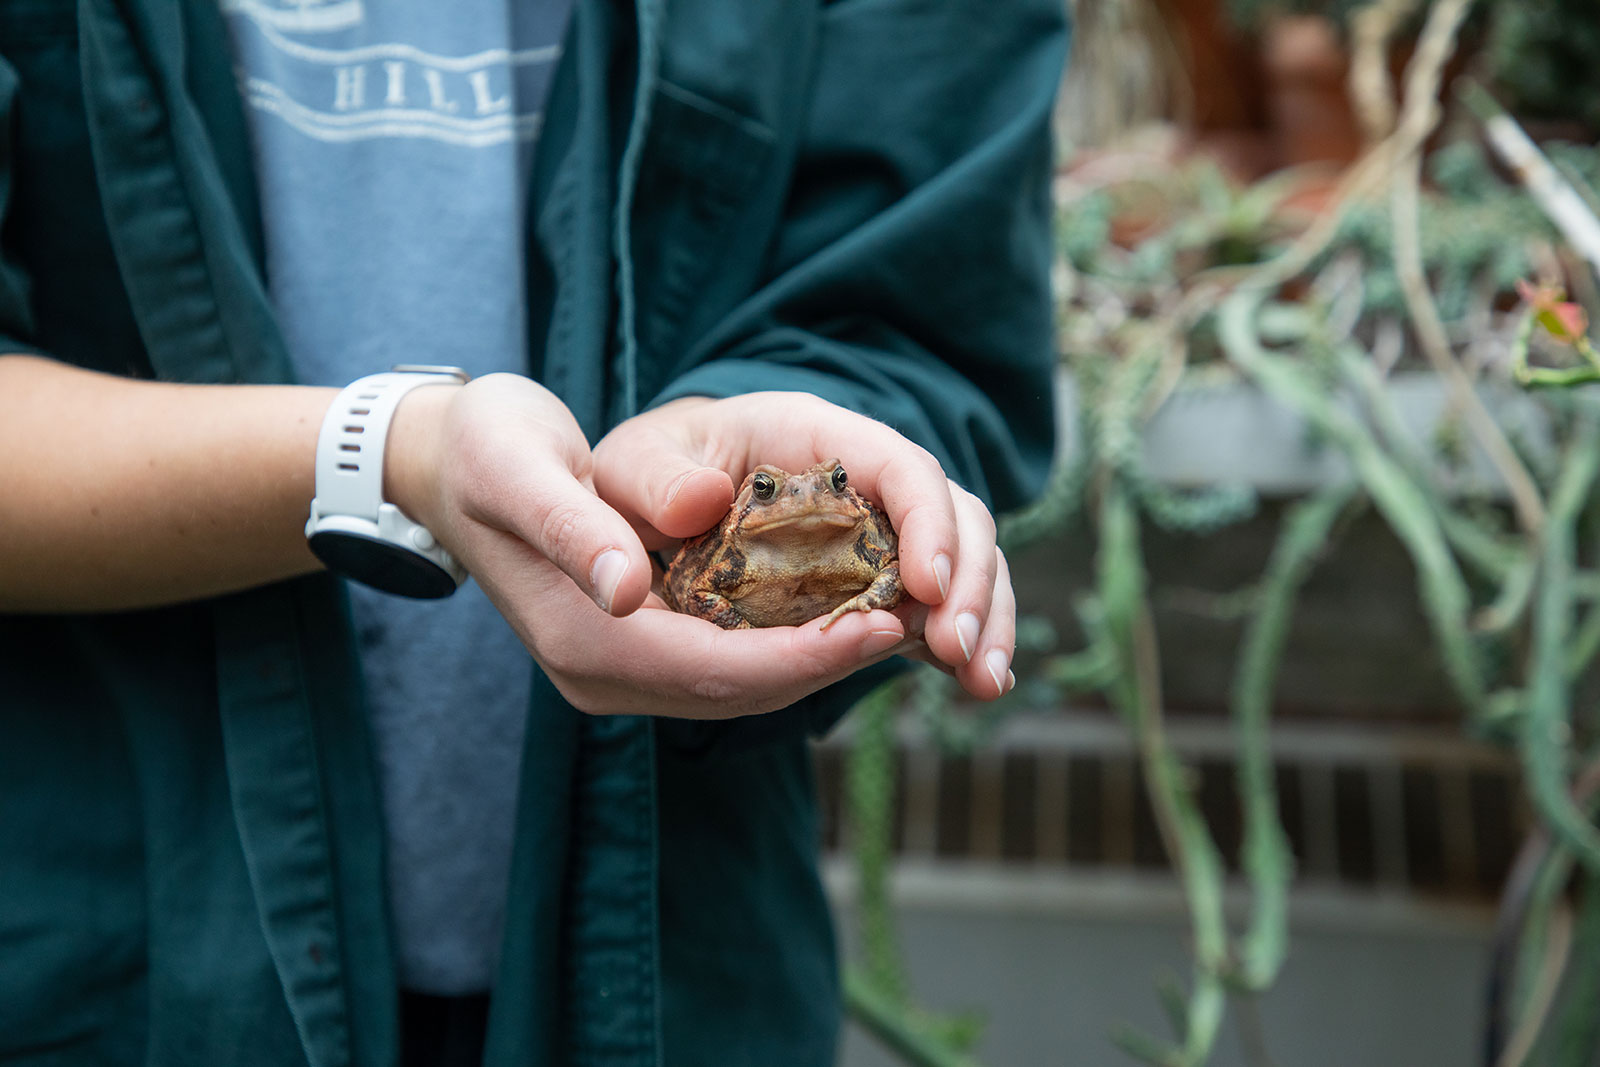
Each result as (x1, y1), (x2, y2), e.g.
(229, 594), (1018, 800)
(0, 0), (1065, 1064)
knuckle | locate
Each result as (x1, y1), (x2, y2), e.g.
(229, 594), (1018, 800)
(791, 637), (841, 679)
(536, 500), (589, 564)
(976, 542), (1000, 583)
(960, 495), (998, 537)
(897, 498), (941, 530)
(888, 437), (939, 476)
(790, 391), (832, 414)
(970, 500), (998, 541)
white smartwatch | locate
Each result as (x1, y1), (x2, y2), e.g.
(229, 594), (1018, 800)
(305, 365), (469, 599)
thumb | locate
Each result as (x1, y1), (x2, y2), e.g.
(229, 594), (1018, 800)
(476, 456), (654, 617)
(594, 427), (734, 544)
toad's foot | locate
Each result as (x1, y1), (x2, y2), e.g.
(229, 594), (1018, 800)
(820, 563), (904, 631)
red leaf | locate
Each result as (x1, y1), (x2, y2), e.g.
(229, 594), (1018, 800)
(1518, 279), (1590, 346)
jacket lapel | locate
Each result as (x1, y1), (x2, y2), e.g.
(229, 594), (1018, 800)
(78, 0), (289, 386)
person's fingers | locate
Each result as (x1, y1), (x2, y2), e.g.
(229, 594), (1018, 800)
(592, 413), (734, 546)
(479, 456), (654, 616)
(877, 543), (1015, 701)
(442, 380), (654, 617)
(803, 416), (958, 610)
(524, 581), (908, 718)
(967, 546), (1016, 699)
(916, 484), (996, 668)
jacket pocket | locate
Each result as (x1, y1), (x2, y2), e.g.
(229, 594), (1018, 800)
(628, 80), (774, 365)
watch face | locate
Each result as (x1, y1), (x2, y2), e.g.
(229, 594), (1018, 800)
(309, 530), (458, 599)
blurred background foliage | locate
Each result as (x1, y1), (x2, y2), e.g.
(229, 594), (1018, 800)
(839, 1), (1600, 1065)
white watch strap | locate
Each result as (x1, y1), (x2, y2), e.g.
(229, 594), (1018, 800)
(313, 369), (463, 519)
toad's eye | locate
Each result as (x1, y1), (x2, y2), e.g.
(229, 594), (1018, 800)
(753, 472), (777, 500)
(830, 466), (848, 492)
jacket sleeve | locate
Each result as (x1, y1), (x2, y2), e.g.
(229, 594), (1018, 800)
(0, 57), (41, 357)
(649, 0), (1066, 512)
(648, 0), (1068, 755)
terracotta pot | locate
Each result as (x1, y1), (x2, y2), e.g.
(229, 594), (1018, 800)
(1155, 0), (1266, 131)
(1261, 14), (1364, 168)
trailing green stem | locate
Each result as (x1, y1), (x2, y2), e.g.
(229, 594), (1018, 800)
(1334, 343), (1523, 585)
(844, 971), (979, 1067)
(1219, 291), (1491, 719)
(1512, 307), (1600, 388)
(1523, 414), (1600, 877)
(1501, 842), (1576, 1067)
(1554, 872), (1600, 1066)
(1099, 481), (1229, 1066)
(844, 682), (987, 1067)
(848, 683), (910, 1004)
(1229, 485), (1356, 990)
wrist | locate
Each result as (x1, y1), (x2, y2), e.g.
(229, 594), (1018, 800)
(383, 381), (459, 533)
(306, 369), (468, 599)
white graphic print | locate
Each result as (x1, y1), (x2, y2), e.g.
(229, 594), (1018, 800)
(222, 0), (559, 146)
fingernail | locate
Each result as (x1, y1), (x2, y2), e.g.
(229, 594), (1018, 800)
(933, 554), (952, 601)
(861, 628), (903, 657)
(590, 549), (629, 614)
(955, 612), (980, 664)
(985, 648), (1010, 697)
(1006, 669), (1017, 694)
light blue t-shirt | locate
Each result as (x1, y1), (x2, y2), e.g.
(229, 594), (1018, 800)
(222, 0), (573, 994)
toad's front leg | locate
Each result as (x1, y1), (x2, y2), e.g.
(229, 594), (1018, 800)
(821, 563), (904, 630)
(682, 590), (752, 630)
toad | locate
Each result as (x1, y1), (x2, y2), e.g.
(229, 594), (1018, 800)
(662, 459), (904, 630)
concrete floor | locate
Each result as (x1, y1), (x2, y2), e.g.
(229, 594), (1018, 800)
(829, 863), (1492, 1067)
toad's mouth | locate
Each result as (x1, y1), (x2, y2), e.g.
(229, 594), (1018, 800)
(744, 512), (858, 535)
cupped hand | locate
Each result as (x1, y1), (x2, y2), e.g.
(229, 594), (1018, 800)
(382, 375), (910, 718)
(482, 558), (910, 718)
(592, 392), (1017, 701)
(384, 373), (654, 619)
